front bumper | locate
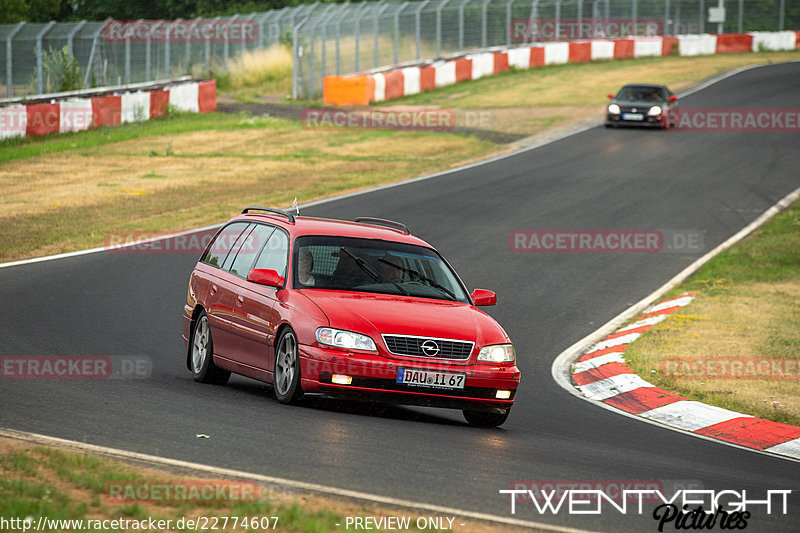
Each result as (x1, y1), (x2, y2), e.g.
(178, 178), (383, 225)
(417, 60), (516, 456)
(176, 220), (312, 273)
(298, 345), (520, 412)
(606, 113), (665, 127)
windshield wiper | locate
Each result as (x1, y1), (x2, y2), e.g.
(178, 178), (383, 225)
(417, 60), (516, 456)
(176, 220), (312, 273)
(339, 247), (409, 296)
(378, 258), (457, 301)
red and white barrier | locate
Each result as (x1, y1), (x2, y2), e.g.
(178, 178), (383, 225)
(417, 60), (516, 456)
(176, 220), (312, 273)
(676, 34), (718, 56)
(323, 31), (799, 106)
(633, 37), (663, 57)
(749, 31), (797, 51)
(590, 40), (615, 60)
(0, 80), (216, 140)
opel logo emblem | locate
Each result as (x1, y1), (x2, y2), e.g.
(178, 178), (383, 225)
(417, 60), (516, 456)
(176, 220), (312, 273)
(421, 340), (440, 356)
(632, 107), (637, 112)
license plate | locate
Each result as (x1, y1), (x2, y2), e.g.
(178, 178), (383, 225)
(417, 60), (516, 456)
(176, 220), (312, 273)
(622, 113), (644, 121)
(396, 368), (466, 390)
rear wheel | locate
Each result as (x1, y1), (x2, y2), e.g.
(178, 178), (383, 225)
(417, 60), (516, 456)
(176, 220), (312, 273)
(463, 408), (510, 428)
(191, 312), (230, 384)
(274, 328), (303, 404)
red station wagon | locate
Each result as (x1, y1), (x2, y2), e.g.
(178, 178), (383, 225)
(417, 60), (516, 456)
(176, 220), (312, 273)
(182, 207), (520, 427)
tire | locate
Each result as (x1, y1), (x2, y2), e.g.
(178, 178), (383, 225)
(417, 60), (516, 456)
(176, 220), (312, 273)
(463, 408), (510, 428)
(191, 312), (231, 385)
(274, 328), (303, 404)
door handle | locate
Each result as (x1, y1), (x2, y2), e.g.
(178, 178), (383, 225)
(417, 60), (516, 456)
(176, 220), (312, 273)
(236, 295), (244, 307)
(210, 284), (217, 296)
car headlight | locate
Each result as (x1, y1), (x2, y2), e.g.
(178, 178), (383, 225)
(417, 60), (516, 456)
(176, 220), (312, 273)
(316, 328), (377, 351)
(477, 344), (516, 363)
(607, 104), (620, 114)
(648, 105), (662, 116)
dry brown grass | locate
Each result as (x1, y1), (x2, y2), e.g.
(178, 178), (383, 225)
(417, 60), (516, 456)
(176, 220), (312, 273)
(626, 280), (800, 426)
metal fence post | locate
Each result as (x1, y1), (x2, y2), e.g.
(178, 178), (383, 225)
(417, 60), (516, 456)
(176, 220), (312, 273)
(779, 0), (785, 30)
(416, 0), (430, 59)
(375, 1), (389, 68)
(125, 29), (131, 84)
(577, 0), (583, 39)
(436, 0), (453, 57)
(83, 20), (108, 88)
(555, 0), (562, 41)
(664, 0), (671, 35)
(394, 2), (410, 65)
(457, 0), (469, 50)
(506, 0), (515, 46)
(481, 0), (491, 48)
(66, 20), (86, 57)
(632, 0), (638, 35)
(530, 0), (542, 43)
(737, 0), (743, 33)
(6, 22), (25, 98)
(700, 0), (705, 33)
(36, 21), (57, 94)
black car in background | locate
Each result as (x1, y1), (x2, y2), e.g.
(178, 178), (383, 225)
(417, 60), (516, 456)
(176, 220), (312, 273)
(605, 83), (678, 129)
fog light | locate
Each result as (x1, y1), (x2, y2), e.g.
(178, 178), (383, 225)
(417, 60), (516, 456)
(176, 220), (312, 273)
(332, 374), (352, 385)
(496, 390), (511, 399)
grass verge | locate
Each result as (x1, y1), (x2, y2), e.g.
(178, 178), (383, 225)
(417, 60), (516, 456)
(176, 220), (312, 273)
(624, 198), (800, 427)
(0, 436), (533, 533)
(1, 50), (799, 263)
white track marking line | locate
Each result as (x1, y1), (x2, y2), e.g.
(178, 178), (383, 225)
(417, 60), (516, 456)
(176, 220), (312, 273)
(0, 427), (596, 533)
(646, 295), (694, 314)
(639, 401), (749, 432)
(572, 352), (626, 373)
(765, 438), (800, 459)
(615, 315), (667, 334)
(577, 374), (653, 401)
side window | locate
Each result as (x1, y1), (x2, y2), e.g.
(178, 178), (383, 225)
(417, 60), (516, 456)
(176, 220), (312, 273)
(253, 230), (289, 277)
(229, 224), (276, 278)
(222, 224), (255, 271)
(201, 222), (250, 268)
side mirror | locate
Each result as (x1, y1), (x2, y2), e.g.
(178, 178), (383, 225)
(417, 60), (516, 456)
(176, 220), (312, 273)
(471, 289), (497, 306)
(247, 268), (284, 288)
(669, 95), (677, 102)
(607, 93), (614, 99)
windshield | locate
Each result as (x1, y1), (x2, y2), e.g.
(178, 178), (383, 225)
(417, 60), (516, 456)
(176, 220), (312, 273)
(615, 86), (666, 103)
(292, 236), (470, 303)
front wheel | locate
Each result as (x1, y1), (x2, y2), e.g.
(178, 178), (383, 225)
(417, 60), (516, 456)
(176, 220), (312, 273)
(191, 312), (230, 385)
(463, 408), (510, 428)
(274, 328), (303, 404)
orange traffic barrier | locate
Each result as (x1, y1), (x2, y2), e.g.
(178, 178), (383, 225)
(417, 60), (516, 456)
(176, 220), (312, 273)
(149, 89), (169, 118)
(323, 75), (375, 106)
(568, 42), (592, 63)
(383, 70), (405, 101)
(198, 80), (217, 113)
(530, 46), (545, 67)
(420, 65), (436, 91)
(493, 52), (509, 73)
(91, 95), (122, 128)
(454, 58), (472, 82)
(25, 103), (60, 137)
(614, 39), (634, 58)
(715, 34), (753, 54)
(662, 36), (679, 56)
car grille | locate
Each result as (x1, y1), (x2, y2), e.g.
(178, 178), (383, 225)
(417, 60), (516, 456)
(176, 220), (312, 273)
(382, 335), (474, 360)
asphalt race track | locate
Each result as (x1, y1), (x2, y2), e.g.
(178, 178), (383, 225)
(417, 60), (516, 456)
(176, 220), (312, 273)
(2, 62), (800, 532)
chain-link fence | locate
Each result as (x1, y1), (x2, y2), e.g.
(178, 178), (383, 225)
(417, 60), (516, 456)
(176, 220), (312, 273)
(293, 0), (800, 98)
(1, 0), (798, 101)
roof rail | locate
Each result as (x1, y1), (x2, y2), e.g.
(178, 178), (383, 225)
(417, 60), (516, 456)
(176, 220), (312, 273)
(241, 206), (295, 223)
(354, 217), (410, 234)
